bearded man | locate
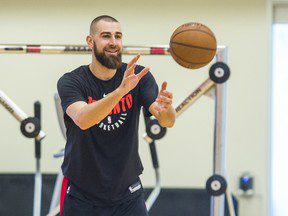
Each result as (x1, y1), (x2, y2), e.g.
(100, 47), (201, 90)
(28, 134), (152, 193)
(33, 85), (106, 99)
(57, 15), (176, 216)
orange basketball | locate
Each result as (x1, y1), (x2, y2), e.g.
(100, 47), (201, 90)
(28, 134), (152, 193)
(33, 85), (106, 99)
(169, 22), (217, 69)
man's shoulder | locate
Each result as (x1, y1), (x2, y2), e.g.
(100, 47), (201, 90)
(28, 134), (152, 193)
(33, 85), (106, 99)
(57, 65), (88, 89)
(59, 65), (87, 81)
(64, 65), (87, 77)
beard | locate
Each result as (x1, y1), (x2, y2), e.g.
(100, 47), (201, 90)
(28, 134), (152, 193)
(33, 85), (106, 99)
(93, 41), (122, 69)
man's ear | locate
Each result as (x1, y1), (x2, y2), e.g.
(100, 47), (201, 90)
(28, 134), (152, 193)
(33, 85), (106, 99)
(86, 35), (93, 48)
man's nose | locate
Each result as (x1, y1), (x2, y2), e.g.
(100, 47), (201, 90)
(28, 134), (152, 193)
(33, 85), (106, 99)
(109, 37), (117, 46)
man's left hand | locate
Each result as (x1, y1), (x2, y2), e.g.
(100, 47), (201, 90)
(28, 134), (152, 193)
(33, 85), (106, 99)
(150, 82), (176, 128)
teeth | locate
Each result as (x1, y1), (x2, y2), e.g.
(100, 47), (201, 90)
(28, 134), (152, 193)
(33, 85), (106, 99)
(106, 50), (117, 53)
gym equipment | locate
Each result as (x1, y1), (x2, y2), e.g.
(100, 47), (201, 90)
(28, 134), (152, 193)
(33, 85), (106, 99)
(0, 91), (45, 141)
(209, 62), (230, 84)
(145, 118), (167, 140)
(143, 112), (161, 211)
(20, 117), (41, 138)
(0, 90), (46, 216)
(0, 43), (235, 216)
(47, 94), (65, 216)
(142, 47), (235, 216)
(0, 44), (170, 55)
(206, 174), (227, 196)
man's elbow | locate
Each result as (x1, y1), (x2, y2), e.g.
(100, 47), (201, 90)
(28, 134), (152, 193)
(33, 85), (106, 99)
(75, 116), (99, 130)
(74, 118), (88, 130)
(78, 122), (90, 130)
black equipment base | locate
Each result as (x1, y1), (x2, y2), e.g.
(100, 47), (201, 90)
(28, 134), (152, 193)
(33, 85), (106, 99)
(0, 174), (238, 216)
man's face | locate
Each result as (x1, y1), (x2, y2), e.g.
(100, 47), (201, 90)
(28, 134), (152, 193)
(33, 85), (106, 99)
(92, 20), (123, 69)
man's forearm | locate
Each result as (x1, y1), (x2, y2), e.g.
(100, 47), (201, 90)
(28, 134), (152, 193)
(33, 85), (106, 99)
(77, 88), (125, 130)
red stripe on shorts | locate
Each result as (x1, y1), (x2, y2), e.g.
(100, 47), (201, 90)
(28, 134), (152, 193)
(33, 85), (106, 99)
(60, 176), (69, 216)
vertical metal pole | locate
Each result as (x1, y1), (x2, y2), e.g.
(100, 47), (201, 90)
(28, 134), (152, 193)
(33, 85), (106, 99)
(34, 160), (42, 216)
(210, 47), (228, 216)
(216, 47), (236, 216)
(34, 101), (42, 216)
(49, 171), (63, 213)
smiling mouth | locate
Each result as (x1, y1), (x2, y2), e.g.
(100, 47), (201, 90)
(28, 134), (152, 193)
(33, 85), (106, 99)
(104, 49), (119, 55)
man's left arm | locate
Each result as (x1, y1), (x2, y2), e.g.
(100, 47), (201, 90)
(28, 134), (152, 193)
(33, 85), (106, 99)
(149, 82), (176, 128)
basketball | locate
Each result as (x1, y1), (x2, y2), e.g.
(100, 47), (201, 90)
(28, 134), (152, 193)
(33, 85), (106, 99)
(169, 22), (217, 69)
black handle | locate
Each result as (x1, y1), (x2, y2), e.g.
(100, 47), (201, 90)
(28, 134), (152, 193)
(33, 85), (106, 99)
(143, 112), (150, 125)
(149, 141), (159, 169)
(34, 101), (41, 159)
(142, 108), (159, 168)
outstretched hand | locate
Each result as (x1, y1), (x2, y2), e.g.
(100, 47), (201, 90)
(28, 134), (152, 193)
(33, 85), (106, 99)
(153, 82), (173, 113)
(119, 54), (150, 95)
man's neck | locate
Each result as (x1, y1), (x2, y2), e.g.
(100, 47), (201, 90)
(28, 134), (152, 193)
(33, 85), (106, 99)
(89, 58), (117, 81)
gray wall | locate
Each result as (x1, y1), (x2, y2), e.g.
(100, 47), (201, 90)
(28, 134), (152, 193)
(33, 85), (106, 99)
(0, 0), (272, 215)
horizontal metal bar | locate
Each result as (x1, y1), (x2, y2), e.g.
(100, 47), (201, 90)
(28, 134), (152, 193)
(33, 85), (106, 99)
(0, 44), (226, 55)
(0, 44), (170, 55)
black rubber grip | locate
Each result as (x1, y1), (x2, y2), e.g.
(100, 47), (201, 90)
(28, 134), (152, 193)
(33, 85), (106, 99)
(149, 141), (159, 169)
(34, 101), (41, 119)
(142, 108), (159, 168)
(143, 114), (150, 126)
(34, 101), (41, 159)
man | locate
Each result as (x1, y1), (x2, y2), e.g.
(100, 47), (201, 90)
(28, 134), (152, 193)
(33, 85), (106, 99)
(57, 15), (176, 216)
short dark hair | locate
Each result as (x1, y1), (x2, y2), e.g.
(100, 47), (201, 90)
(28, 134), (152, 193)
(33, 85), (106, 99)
(90, 15), (119, 35)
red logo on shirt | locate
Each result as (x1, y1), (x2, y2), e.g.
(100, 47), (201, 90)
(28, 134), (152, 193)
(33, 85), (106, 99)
(87, 94), (133, 131)
(87, 94), (133, 114)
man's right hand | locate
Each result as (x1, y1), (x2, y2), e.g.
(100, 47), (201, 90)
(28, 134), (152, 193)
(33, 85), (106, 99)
(118, 55), (150, 95)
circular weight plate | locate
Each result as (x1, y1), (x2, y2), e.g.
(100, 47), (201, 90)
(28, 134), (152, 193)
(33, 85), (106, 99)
(20, 117), (41, 138)
(206, 174), (227, 196)
(146, 119), (167, 140)
(25, 122), (35, 133)
(211, 180), (221, 191)
(150, 124), (161, 135)
(209, 62), (230, 84)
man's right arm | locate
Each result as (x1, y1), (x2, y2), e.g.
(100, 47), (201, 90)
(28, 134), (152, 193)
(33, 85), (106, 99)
(66, 88), (125, 130)
(66, 55), (149, 130)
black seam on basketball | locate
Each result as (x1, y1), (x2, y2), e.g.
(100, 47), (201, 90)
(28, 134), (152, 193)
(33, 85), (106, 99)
(171, 41), (216, 51)
(170, 45), (213, 65)
(172, 29), (216, 42)
(170, 48), (189, 68)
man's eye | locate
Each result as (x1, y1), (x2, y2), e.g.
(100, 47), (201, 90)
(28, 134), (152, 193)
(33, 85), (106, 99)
(103, 35), (110, 38)
(115, 35), (122, 39)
